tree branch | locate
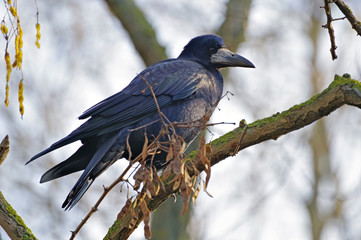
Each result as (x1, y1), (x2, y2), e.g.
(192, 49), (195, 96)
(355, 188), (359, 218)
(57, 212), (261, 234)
(333, 0), (361, 36)
(104, 0), (167, 66)
(104, 74), (361, 239)
(0, 191), (37, 240)
(216, 0), (252, 52)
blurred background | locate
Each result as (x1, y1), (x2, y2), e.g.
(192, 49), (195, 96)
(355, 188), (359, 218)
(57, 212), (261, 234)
(1, 0), (361, 239)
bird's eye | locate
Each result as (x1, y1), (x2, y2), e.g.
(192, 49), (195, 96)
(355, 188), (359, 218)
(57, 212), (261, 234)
(209, 48), (217, 54)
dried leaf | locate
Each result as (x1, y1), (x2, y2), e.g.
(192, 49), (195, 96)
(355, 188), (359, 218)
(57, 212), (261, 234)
(166, 145), (173, 162)
(145, 188), (152, 199)
(196, 136), (211, 189)
(117, 198), (132, 220)
(154, 171), (166, 192)
(140, 199), (151, 239)
(180, 179), (191, 214)
(162, 164), (172, 181)
(183, 168), (192, 187)
(141, 132), (149, 161)
(133, 167), (148, 190)
(172, 157), (182, 175)
(129, 208), (139, 228)
(145, 181), (156, 198)
(192, 184), (201, 206)
(126, 134), (132, 160)
(172, 174), (182, 191)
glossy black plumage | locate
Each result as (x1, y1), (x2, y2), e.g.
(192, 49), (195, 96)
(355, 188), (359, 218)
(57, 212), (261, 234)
(27, 34), (255, 209)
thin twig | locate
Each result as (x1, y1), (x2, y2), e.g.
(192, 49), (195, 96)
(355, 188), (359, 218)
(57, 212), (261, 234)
(139, 74), (167, 127)
(322, 0), (338, 60)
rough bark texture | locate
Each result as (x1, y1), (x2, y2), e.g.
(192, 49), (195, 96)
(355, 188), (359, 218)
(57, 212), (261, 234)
(0, 191), (37, 240)
(105, 74), (361, 239)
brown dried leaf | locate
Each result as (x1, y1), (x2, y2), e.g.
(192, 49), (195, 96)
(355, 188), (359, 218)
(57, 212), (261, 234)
(172, 156), (182, 175)
(180, 179), (191, 214)
(154, 170), (166, 192)
(126, 134), (132, 160)
(140, 199), (152, 239)
(141, 132), (149, 161)
(129, 208), (139, 228)
(145, 181), (156, 198)
(196, 136), (211, 189)
(144, 225), (151, 240)
(133, 167), (148, 190)
(184, 168), (192, 187)
(117, 198), (132, 220)
(162, 164), (172, 181)
(192, 184), (201, 206)
(172, 174), (182, 191)
(166, 145), (173, 162)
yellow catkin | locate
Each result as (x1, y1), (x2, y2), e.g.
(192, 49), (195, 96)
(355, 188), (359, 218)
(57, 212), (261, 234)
(5, 83), (9, 106)
(18, 26), (23, 48)
(9, 6), (17, 17)
(18, 79), (24, 115)
(12, 26), (23, 69)
(1, 23), (8, 35)
(35, 23), (41, 48)
(5, 51), (12, 82)
(12, 35), (19, 68)
(7, 0), (11, 5)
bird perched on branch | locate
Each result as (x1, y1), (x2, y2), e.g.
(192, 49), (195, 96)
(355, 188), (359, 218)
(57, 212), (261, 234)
(27, 34), (255, 209)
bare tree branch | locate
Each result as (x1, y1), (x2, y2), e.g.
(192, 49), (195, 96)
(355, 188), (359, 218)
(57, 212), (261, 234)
(104, 0), (167, 66)
(104, 74), (361, 239)
(0, 191), (37, 240)
(333, 0), (361, 36)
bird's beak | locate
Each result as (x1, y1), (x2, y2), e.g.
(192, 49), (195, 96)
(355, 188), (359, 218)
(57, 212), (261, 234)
(210, 48), (255, 69)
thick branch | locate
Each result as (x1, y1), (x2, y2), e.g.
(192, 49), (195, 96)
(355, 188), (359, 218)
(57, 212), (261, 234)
(207, 74), (361, 167)
(216, 0), (252, 52)
(105, 74), (361, 239)
(333, 0), (361, 36)
(104, 0), (167, 66)
(0, 191), (37, 240)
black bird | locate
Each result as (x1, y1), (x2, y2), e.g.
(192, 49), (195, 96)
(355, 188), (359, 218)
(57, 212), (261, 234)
(27, 34), (255, 209)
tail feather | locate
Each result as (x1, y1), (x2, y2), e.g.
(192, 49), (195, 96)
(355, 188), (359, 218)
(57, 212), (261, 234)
(40, 143), (96, 183)
(61, 133), (121, 209)
(62, 176), (94, 210)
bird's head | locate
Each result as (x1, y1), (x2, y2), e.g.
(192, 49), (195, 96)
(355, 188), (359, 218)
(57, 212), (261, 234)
(178, 34), (255, 69)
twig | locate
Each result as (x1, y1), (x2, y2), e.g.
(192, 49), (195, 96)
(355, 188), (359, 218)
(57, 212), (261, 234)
(139, 74), (167, 128)
(231, 125), (248, 156)
(333, 0), (361, 36)
(322, 0), (338, 60)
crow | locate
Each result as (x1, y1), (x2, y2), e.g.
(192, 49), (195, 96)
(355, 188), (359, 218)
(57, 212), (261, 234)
(27, 34), (255, 209)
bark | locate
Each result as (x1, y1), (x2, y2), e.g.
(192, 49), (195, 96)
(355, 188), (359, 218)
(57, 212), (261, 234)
(0, 191), (37, 240)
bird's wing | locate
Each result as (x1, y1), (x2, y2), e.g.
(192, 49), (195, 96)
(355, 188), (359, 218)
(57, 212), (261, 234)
(28, 59), (207, 163)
